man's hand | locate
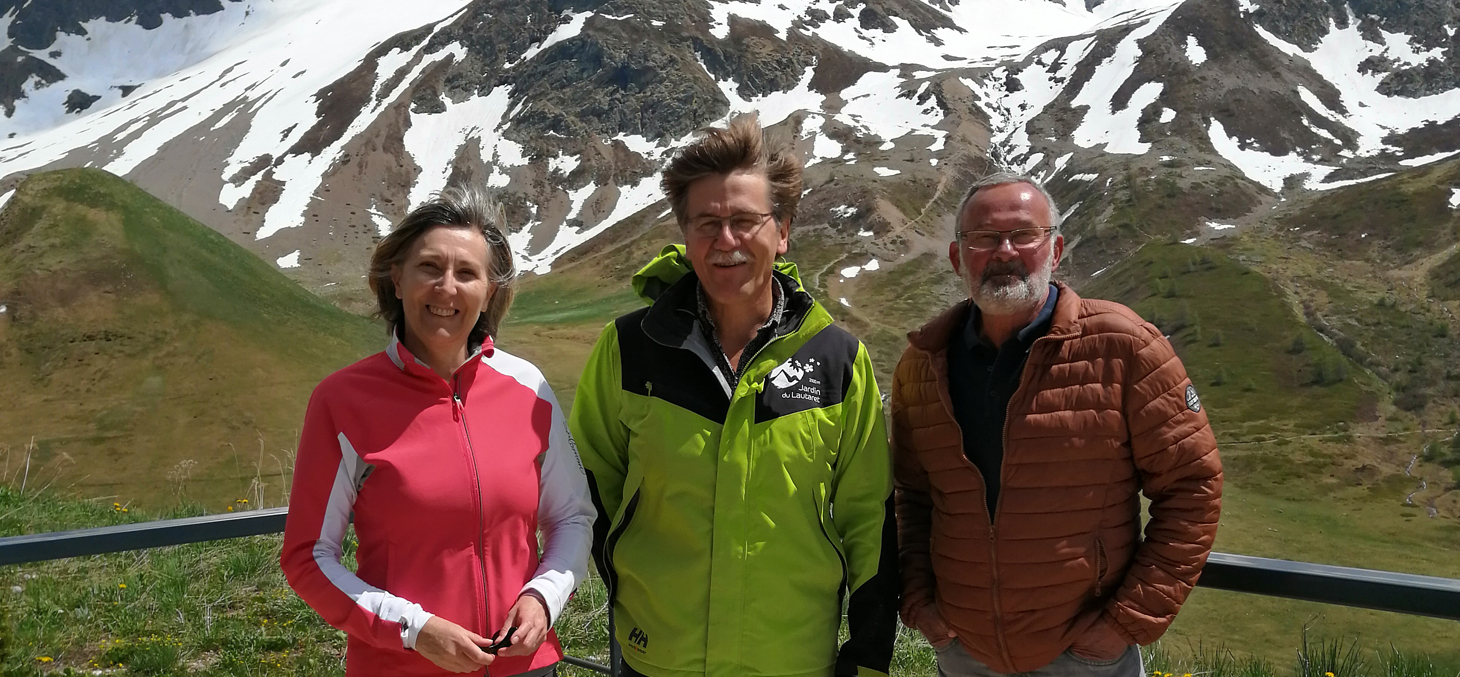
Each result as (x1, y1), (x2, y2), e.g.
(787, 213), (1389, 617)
(910, 602), (957, 649)
(1068, 615), (1129, 662)
(415, 616), (495, 673)
(493, 592), (550, 658)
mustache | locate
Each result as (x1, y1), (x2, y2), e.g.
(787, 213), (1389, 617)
(981, 259), (1029, 282)
(706, 249), (751, 265)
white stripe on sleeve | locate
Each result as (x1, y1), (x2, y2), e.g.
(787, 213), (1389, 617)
(314, 432), (435, 648)
(485, 349), (596, 624)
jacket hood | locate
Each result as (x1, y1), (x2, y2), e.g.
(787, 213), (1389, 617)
(631, 244), (802, 305)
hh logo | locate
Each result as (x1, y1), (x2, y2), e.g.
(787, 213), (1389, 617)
(628, 627), (649, 650)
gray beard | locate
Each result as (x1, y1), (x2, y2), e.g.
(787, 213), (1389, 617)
(966, 251), (1054, 316)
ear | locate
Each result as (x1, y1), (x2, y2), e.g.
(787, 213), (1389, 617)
(775, 217), (790, 256)
(390, 264), (403, 300)
(1050, 234), (1065, 273)
(948, 240), (962, 277)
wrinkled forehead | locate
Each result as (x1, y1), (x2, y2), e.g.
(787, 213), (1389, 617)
(960, 183), (1052, 229)
(685, 170), (773, 218)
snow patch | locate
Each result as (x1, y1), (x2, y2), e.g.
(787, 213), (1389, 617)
(702, 60), (819, 129)
(864, 259), (881, 271)
(1205, 221), (1237, 231)
(1208, 118), (1333, 192)
(1070, 173), (1099, 181)
(1449, 188), (1460, 209)
(400, 85), (514, 220)
(507, 11), (591, 67)
(873, 167), (901, 176)
(1252, 20), (1460, 158)
(830, 205), (858, 219)
(0, 189), (12, 210)
(1185, 35), (1207, 66)
(1067, 7), (1176, 155)
(1399, 150), (1460, 167)
(839, 297), (851, 307)
(1158, 108), (1176, 123)
(1181, 238), (1198, 244)
(857, 229), (873, 237)
(1317, 172), (1393, 190)
(549, 152), (581, 176)
(840, 70), (946, 150)
(276, 250), (301, 268)
(840, 265), (862, 278)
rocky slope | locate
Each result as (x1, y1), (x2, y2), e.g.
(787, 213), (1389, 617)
(0, 0), (1455, 450)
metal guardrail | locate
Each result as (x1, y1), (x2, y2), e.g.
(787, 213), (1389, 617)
(3, 508), (1459, 673)
(0, 508), (614, 674)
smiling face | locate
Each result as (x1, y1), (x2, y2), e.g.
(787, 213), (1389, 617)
(390, 224), (493, 363)
(949, 181), (1064, 316)
(682, 170), (788, 310)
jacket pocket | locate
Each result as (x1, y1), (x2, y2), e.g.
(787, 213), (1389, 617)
(813, 492), (848, 595)
(1092, 534), (1108, 598)
(603, 488), (642, 601)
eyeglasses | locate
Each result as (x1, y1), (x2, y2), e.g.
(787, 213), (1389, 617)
(956, 227), (1053, 251)
(686, 212), (775, 239)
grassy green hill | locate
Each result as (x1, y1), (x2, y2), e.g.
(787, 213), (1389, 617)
(0, 169), (380, 509)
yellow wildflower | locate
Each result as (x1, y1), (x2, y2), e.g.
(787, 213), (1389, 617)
(36, 657), (53, 663)
(118, 584), (126, 589)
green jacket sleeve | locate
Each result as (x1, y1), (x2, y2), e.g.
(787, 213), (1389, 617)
(831, 344), (899, 677)
(568, 321), (630, 585)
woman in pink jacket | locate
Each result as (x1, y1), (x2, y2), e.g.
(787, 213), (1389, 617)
(281, 186), (595, 676)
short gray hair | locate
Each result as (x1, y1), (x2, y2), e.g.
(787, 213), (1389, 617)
(368, 185), (517, 344)
(953, 172), (1062, 236)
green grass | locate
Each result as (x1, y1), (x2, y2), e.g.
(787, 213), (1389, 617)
(1429, 250), (1460, 301)
(5, 483), (1460, 676)
(1084, 241), (1373, 437)
(0, 169), (380, 509)
(1277, 158), (1459, 261)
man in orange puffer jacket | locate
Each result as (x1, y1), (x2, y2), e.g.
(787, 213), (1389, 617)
(891, 172), (1222, 676)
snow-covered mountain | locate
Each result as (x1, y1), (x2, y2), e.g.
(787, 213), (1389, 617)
(0, 0), (1456, 299)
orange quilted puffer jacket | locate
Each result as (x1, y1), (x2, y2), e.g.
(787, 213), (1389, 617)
(891, 282), (1222, 673)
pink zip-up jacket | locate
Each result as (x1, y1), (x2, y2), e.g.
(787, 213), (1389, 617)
(281, 334), (595, 677)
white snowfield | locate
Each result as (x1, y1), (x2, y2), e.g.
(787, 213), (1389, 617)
(0, 0), (1455, 275)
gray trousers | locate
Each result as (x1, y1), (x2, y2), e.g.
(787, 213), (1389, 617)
(936, 641), (1143, 677)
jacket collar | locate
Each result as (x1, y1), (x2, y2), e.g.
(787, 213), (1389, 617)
(909, 280), (1083, 354)
(385, 326), (493, 381)
(642, 268), (816, 350)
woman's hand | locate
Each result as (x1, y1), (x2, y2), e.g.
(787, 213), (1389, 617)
(493, 592), (550, 657)
(415, 616), (495, 673)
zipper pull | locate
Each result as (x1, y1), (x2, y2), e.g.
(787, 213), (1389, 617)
(452, 393), (463, 422)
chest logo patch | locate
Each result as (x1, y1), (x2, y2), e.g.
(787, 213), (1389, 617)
(1185, 384), (1202, 413)
(768, 357), (824, 405)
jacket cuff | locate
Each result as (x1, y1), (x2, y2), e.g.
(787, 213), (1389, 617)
(400, 608), (434, 650)
(899, 594), (932, 627)
(1101, 609), (1140, 646)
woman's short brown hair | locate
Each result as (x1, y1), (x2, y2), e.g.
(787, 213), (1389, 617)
(660, 112), (803, 229)
(367, 185), (516, 346)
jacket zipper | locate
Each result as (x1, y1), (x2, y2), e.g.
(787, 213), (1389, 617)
(814, 493), (849, 596)
(453, 378), (491, 637)
(602, 490), (642, 602)
(987, 335), (1051, 670)
(1094, 536), (1107, 597)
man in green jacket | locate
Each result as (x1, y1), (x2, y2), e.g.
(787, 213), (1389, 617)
(569, 113), (898, 677)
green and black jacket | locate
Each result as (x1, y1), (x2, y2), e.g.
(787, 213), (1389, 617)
(569, 245), (898, 677)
